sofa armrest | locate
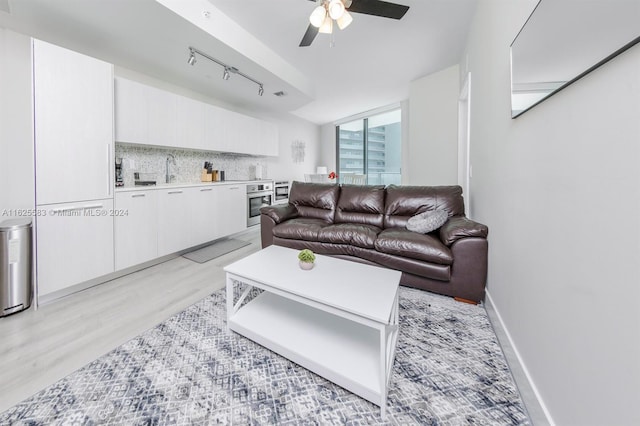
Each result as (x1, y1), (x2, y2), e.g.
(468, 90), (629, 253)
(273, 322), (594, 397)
(439, 216), (488, 246)
(260, 204), (299, 224)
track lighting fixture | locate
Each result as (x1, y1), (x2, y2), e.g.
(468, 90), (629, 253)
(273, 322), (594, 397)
(187, 46), (264, 97)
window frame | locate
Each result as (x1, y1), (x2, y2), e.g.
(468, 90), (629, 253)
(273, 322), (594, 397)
(335, 105), (402, 185)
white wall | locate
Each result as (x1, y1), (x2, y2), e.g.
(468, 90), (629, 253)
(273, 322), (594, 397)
(318, 123), (336, 173)
(0, 29), (34, 215)
(464, 1), (640, 425)
(407, 64), (459, 185)
(263, 115), (320, 182)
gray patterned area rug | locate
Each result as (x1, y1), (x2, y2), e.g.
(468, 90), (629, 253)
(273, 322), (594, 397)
(1, 287), (530, 425)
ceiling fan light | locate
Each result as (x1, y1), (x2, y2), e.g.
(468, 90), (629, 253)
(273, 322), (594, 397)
(328, 0), (345, 20)
(336, 10), (353, 30)
(309, 5), (327, 28)
(318, 16), (333, 34)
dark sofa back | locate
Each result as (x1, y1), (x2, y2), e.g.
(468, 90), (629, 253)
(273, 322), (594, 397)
(334, 184), (385, 227)
(384, 185), (465, 228)
(289, 181), (340, 222)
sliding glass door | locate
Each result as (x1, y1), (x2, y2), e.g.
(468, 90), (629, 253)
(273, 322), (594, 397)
(337, 119), (365, 178)
(336, 109), (401, 185)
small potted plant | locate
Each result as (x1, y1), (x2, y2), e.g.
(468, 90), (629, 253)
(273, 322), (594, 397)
(298, 249), (316, 270)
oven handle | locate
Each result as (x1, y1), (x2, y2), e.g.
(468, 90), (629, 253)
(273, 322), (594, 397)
(246, 191), (274, 198)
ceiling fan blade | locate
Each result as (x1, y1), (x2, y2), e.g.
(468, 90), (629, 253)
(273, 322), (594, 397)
(299, 23), (319, 47)
(348, 0), (409, 19)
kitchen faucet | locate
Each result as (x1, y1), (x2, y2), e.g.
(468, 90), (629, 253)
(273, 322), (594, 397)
(166, 154), (176, 183)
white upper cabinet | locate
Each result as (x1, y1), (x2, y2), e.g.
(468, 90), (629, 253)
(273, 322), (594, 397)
(203, 103), (226, 151)
(115, 78), (178, 147)
(224, 110), (248, 154)
(147, 85), (177, 148)
(114, 77), (279, 156)
(176, 95), (205, 150)
(114, 78), (148, 144)
(259, 120), (279, 157)
(33, 39), (114, 205)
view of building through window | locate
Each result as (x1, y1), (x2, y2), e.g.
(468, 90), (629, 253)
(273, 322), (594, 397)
(336, 109), (401, 185)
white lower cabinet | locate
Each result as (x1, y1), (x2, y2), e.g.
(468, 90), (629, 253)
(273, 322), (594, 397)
(216, 184), (247, 236)
(114, 191), (158, 270)
(191, 187), (220, 246)
(112, 183), (248, 271)
(157, 188), (193, 257)
(36, 199), (114, 297)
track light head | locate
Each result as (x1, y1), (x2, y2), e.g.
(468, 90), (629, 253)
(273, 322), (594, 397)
(258, 85), (264, 96)
(223, 68), (230, 80)
(187, 50), (196, 66)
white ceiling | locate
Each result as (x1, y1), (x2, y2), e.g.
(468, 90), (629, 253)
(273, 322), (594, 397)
(0, 0), (477, 125)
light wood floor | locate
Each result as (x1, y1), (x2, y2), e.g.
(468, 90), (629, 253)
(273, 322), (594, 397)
(0, 228), (261, 413)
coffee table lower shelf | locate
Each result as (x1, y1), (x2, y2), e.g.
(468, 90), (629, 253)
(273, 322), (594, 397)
(228, 291), (394, 412)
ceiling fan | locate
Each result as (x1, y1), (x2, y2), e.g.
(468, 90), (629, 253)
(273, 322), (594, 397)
(300, 0), (410, 47)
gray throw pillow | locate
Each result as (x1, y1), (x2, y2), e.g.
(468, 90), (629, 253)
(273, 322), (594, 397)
(406, 210), (449, 234)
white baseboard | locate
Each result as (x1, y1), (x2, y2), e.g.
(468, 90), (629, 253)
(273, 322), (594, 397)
(484, 290), (555, 426)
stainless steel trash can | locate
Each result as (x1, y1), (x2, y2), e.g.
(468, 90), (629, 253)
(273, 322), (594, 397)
(0, 218), (33, 317)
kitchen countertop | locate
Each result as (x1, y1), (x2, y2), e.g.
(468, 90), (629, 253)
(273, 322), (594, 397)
(114, 179), (272, 193)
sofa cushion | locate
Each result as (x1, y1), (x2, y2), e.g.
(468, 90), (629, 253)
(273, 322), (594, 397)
(272, 218), (329, 242)
(384, 185), (464, 229)
(406, 210), (449, 234)
(317, 223), (381, 249)
(334, 185), (385, 228)
(375, 228), (453, 265)
(272, 239), (452, 282)
(289, 181), (340, 222)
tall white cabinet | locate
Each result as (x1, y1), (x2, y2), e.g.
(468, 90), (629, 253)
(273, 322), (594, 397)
(33, 40), (113, 204)
(33, 39), (115, 299)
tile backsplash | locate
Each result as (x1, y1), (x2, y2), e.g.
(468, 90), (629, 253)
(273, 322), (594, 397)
(115, 144), (269, 187)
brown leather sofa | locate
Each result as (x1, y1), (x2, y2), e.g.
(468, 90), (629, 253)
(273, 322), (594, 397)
(260, 181), (489, 303)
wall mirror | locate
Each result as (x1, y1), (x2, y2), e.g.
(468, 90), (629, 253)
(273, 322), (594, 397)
(510, 0), (640, 118)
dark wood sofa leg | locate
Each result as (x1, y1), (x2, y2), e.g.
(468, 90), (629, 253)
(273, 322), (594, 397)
(454, 297), (478, 305)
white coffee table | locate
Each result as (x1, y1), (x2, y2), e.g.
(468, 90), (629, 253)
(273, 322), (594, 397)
(224, 245), (401, 419)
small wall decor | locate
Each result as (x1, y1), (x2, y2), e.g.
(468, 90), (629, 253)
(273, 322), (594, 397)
(291, 140), (306, 163)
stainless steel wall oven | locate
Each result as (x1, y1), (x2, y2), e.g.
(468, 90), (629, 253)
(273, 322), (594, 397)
(273, 180), (290, 205)
(246, 182), (273, 227)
